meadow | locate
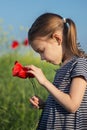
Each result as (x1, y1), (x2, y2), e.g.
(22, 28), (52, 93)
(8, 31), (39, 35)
(0, 50), (58, 130)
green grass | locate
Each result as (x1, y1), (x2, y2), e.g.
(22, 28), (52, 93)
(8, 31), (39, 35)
(0, 52), (59, 130)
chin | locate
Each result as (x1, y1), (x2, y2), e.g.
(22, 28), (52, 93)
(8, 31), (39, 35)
(54, 63), (59, 65)
(51, 61), (59, 65)
(54, 61), (61, 65)
(47, 60), (60, 65)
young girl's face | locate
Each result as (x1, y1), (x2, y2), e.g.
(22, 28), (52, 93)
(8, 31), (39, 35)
(31, 37), (63, 65)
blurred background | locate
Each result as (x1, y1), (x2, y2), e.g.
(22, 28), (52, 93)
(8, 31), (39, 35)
(0, 0), (87, 52)
(0, 1), (87, 130)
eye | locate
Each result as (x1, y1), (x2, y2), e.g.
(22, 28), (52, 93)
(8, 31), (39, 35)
(37, 48), (44, 54)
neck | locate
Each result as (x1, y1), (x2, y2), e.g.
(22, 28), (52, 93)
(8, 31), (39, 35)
(61, 52), (74, 67)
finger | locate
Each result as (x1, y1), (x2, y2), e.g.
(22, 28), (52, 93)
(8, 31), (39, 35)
(27, 70), (34, 75)
(32, 96), (39, 102)
(24, 65), (35, 70)
(30, 97), (39, 105)
(30, 99), (39, 107)
(26, 65), (40, 72)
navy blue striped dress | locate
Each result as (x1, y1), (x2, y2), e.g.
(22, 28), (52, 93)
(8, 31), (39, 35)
(37, 56), (87, 130)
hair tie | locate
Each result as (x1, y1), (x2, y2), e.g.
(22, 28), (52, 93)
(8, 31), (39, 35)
(63, 18), (66, 23)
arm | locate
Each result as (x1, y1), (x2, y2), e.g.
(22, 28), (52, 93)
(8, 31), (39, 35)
(43, 76), (86, 113)
(27, 65), (87, 113)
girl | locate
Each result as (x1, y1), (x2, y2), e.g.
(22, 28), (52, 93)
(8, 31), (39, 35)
(26, 13), (87, 130)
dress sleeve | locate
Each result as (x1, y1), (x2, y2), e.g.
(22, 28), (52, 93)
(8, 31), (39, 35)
(71, 58), (87, 81)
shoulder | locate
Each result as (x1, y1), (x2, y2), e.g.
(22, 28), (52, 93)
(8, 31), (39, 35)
(71, 56), (87, 81)
(76, 57), (87, 63)
(73, 57), (87, 68)
(63, 57), (87, 71)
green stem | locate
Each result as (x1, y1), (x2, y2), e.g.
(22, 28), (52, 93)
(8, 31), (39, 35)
(29, 78), (37, 95)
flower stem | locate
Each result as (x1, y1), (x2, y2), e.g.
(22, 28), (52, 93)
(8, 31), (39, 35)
(29, 78), (37, 95)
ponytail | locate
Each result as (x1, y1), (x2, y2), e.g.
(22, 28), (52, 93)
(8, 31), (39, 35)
(63, 18), (87, 57)
(65, 18), (78, 55)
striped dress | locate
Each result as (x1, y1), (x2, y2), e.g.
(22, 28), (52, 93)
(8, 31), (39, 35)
(36, 56), (87, 130)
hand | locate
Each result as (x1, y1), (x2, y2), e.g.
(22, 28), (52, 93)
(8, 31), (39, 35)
(29, 95), (45, 109)
(25, 65), (48, 86)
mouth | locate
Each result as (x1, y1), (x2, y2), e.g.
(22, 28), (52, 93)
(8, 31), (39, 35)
(46, 60), (50, 63)
(46, 60), (53, 64)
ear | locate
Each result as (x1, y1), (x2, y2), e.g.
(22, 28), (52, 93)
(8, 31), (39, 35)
(52, 32), (62, 45)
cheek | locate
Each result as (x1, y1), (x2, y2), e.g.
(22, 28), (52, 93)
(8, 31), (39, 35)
(45, 50), (55, 60)
(44, 45), (61, 59)
(48, 48), (61, 61)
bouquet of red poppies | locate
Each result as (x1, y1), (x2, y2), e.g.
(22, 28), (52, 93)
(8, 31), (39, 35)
(12, 61), (34, 79)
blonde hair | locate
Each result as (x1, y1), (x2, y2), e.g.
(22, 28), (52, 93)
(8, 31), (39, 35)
(28, 12), (86, 57)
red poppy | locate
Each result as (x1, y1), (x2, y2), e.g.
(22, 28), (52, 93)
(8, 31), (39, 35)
(23, 38), (29, 46)
(12, 61), (34, 79)
(11, 40), (19, 49)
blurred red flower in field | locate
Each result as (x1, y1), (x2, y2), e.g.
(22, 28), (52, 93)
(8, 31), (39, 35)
(23, 38), (29, 46)
(12, 61), (34, 79)
(11, 40), (19, 49)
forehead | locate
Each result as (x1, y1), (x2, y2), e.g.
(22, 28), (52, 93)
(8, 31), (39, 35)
(31, 38), (47, 50)
(32, 37), (47, 46)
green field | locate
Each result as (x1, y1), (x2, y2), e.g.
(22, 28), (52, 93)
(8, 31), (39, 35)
(0, 52), (58, 130)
